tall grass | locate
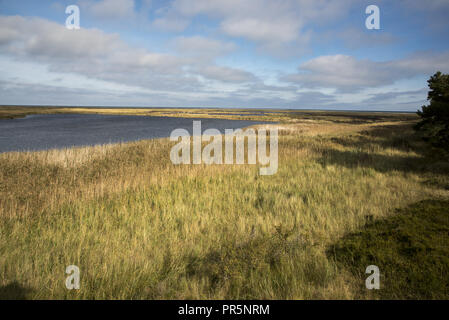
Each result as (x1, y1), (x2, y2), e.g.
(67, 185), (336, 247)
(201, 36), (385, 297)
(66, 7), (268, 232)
(0, 112), (447, 299)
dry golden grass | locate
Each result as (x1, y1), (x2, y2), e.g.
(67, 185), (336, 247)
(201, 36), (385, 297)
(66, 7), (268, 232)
(1, 109), (447, 299)
(0, 106), (290, 122)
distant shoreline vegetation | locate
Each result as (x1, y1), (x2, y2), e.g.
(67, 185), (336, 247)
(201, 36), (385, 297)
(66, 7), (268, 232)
(0, 105), (418, 112)
(0, 106), (418, 122)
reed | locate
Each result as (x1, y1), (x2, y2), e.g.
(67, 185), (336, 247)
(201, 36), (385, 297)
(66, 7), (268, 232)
(1, 110), (447, 299)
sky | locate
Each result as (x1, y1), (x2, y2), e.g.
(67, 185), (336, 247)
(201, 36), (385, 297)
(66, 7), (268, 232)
(0, 0), (448, 111)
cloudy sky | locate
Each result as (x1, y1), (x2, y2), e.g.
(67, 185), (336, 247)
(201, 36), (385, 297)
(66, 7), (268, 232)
(1, 0), (448, 110)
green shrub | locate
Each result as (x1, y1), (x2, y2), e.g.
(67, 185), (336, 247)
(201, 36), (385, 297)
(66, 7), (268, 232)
(415, 72), (449, 154)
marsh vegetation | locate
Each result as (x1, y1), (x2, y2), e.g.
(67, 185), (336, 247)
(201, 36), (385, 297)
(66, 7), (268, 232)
(0, 108), (448, 299)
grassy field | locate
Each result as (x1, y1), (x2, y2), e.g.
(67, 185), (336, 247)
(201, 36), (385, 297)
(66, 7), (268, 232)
(0, 108), (448, 299)
(0, 106), (289, 122)
(0, 105), (415, 122)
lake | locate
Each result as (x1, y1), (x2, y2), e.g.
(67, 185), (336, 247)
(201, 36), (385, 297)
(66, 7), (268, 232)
(0, 114), (267, 153)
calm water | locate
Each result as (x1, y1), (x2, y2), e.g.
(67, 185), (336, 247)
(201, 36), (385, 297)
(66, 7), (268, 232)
(0, 114), (267, 153)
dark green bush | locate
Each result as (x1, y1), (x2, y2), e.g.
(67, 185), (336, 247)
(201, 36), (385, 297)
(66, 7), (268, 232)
(415, 72), (449, 154)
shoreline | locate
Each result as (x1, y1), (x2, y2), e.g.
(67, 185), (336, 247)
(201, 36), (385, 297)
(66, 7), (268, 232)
(0, 106), (418, 121)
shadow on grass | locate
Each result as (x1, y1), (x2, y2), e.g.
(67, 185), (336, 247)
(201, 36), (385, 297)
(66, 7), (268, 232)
(321, 123), (449, 188)
(327, 199), (449, 299)
(319, 148), (425, 173)
(183, 227), (296, 299)
(0, 281), (34, 300)
(179, 225), (333, 299)
(330, 123), (417, 153)
(289, 112), (417, 125)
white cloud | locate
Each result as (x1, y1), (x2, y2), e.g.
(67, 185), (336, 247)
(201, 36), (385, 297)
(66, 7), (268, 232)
(220, 17), (299, 44)
(154, 0), (356, 55)
(198, 65), (256, 83)
(0, 15), (261, 102)
(172, 36), (236, 59)
(153, 16), (189, 32)
(335, 28), (398, 49)
(0, 16), (186, 89)
(283, 52), (449, 92)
